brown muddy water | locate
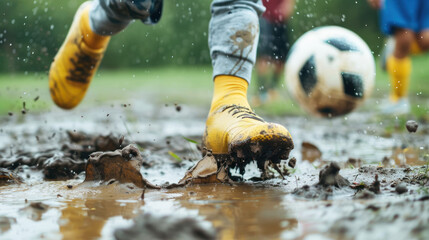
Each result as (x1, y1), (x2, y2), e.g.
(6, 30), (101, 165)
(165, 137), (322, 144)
(1, 98), (429, 240)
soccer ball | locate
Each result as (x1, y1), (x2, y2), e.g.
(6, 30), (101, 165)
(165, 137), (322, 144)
(285, 26), (375, 117)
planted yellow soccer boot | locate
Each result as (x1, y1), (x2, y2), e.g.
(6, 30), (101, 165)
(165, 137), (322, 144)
(203, 76), (294, 173)
(49, 2), (110, 109)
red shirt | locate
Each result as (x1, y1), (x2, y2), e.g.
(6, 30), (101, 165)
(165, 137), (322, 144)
(262, 0), (291, 23)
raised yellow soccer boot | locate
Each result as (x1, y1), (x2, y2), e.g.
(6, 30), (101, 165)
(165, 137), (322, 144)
(49, 2), (110, 109)
(203, 76), (294, 173)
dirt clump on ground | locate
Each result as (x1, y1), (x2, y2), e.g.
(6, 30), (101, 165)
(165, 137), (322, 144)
(0, 168), (23, 185)
(0, 131), (130, 180)
(64, 130), (129, 160)
(353, 189), (376, 199)
(84, 145), (158, 189)
(293, 162), (350, 199)
(114, 213), (216, 240)
(368, 174), (381, 194)
(0, 216), (16, 233)
(19, 202), (49, 221)
(347, 158), (363, 168)
(180, 152), (229, 185)
(318, 162), (350, 187)
(395, 183), (408, 194)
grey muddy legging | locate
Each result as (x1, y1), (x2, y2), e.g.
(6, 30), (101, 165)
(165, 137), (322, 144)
(89, 0), (264, 82)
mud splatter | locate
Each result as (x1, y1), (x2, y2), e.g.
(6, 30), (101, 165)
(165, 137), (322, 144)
(229, 24), (257, 75)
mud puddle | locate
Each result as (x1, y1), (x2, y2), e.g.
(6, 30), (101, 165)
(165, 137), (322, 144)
(1, 98), (429, 239)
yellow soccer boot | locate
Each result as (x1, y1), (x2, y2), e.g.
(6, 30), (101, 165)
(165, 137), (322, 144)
(203, 75), (294, 173)
(49, 2), (110, 109)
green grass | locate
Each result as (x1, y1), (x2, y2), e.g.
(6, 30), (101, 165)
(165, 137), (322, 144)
(0, 55), (429, 118)
(0, 66), (214, 116)
(0, 72), (52, 116)
(86, 66), (213, 107)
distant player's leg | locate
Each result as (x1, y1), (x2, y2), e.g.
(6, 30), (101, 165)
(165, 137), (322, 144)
(387, 28), (413, 103)
(49, 0), (162, 109)
(382, 33), (424, 66)
(269, 22), (290, 101)
(416, 0), (429, 52)
(416, 30), (429, 52)
(255, 57), (271, 104)
(204, 0), (294, 173)
(255, 17), (275, 104)
(380, 0), (417, 113)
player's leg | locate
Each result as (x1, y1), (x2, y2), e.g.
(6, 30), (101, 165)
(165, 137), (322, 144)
(255, 56), (271, 104)
(270, 22), (290, 101)
(416, 30), (429, 52)
(380, 0), (417, 113)
(386, 28), (413, 103)
(204, 0), (294, 171)
(416, 0), (429, 52)
(49, 0), (162, 109)
(255, 17), (275, 104)
(269, 59), (284, 101)
(382, 35), (422, 71)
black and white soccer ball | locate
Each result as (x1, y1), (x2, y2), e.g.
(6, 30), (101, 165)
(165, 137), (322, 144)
(285, 26), (375, 117)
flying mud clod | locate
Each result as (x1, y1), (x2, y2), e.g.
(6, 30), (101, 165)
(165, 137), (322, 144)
(406, 120), (418, 133)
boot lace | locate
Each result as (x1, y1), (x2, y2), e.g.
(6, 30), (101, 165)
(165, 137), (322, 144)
(223, 105), (264, 122)
(66, 41), (100, 83)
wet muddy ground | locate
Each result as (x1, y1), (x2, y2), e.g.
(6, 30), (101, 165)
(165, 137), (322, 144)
(1, 97), (428, 240)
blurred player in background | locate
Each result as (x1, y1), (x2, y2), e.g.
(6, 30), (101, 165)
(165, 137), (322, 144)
(254, 0), (295, 105)
(368, 0), (429, 114)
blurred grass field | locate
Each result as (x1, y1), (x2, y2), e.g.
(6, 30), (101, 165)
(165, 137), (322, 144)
(0, 55), (428, 118)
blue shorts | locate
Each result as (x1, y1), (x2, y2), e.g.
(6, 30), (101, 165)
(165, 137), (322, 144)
(381, 0), (429, 35)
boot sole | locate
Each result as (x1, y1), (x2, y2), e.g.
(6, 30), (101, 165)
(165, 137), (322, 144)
(226, 134), (294, 175)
